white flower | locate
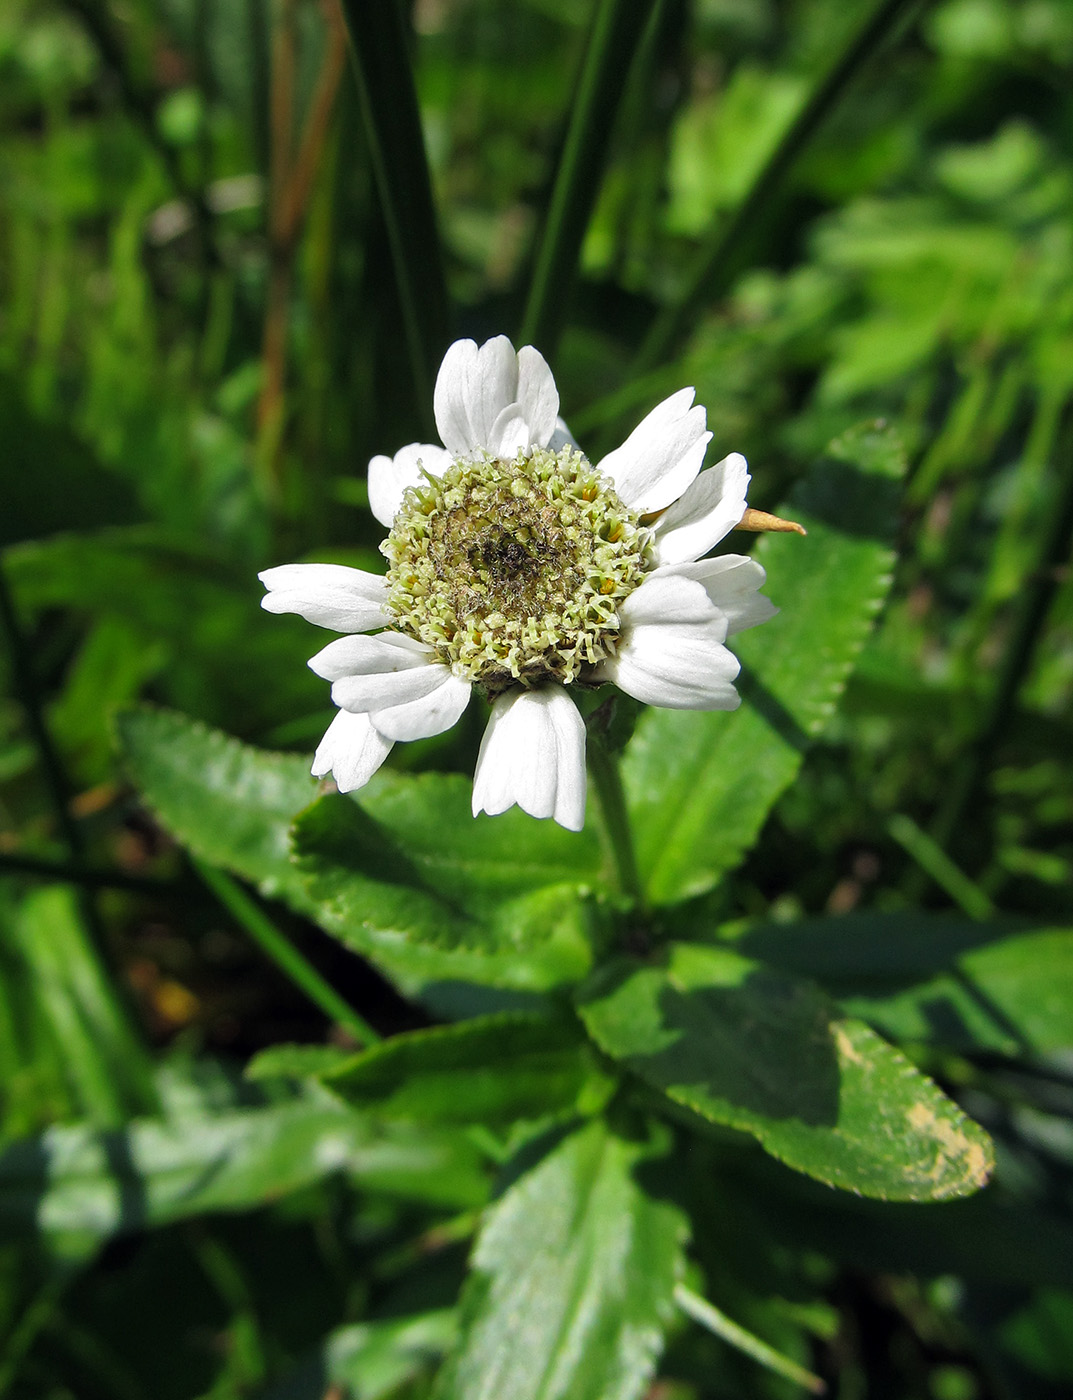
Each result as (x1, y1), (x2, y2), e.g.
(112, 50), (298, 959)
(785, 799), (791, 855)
(260, 336), (777, 830)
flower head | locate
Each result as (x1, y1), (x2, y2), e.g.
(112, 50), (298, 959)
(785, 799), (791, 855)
(260, 336), (778, 830)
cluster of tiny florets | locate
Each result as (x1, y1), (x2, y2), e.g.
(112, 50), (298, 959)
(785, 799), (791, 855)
(382, 446), (651, 691)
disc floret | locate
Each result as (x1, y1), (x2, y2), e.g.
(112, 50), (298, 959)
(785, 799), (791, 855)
(383, 446), (651, 691)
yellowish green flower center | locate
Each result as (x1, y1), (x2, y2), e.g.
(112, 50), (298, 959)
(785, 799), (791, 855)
(382, 446), (651, 691)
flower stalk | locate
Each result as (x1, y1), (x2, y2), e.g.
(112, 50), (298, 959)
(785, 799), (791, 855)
(586, 736), (645, 907)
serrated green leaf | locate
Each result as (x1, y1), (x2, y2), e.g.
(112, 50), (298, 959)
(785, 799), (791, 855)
(290, 792), (478, 951)
(576, 942), (993, 1201)
(0, 1099), (488, 1255)
(623, 421), (903, 904)
(292, 793), (600, 988)
(117, 709), (597, 998)
(436, 1119), (686, 1400)
(117, 705), (317, 907)
(343, 770), (603, 913)
(245, 1044), (358, 1082)
(736, 914), (1073, 1055)
(323, 1013), (614, 1126)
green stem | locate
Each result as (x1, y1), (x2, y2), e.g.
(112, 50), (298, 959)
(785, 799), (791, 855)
(194, 860), (381, 1047)
(632, 0), (923, 376)
(674, 1283), (826, 1395)
(586, 740), (644, 906)
(519, 0), (661, 356)
(888, 814), (995, 920)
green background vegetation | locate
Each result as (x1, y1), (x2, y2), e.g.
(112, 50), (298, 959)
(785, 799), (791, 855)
(0, 0), (1071, 1397)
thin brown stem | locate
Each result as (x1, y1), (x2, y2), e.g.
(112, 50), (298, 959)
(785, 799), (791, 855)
(257, 0), (348, 498)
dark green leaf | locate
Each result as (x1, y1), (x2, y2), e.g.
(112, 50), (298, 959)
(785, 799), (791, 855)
(736, 914), (1073, 1055)
(1000, 1289), (1073, 1382)
(323, 1012), (614, 1126)
(624, 421), (903, 904)
(735, 910), (1025, 978)
(10, 530), (323, 733)
(117, 710), (597, 1000)
(840, 927), (1073, 1055)
(520, 0), (659, 353)
(292, 793), (599, 991)
(436, 1119), (685, 1400)
(290, 791), (477, 950)
(347, 771), (604, 914)
(117, 705), (317, 906)
(576, 942), (993, 1201)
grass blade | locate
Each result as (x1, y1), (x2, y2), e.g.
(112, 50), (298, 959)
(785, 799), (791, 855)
(675, 1284), (826, 1394)
(195, 859), (381, 1048)
(338, 0), (449, 433)
(519, 0), (661, 356)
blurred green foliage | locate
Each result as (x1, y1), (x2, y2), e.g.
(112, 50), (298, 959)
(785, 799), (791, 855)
(1, 0), (1072, 1396)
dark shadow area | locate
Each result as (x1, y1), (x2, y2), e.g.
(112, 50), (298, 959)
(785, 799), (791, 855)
(579, 961), (842, 1127)
(737, 912), (1025, 979)
(736, 663), (813, 755)
(791, 454), (902, 543)
(646, 974), (840, 1125)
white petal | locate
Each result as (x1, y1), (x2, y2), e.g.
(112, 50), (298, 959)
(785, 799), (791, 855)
(666, 555), (778, 635)
(471, 687), (586, 831)
(367, 442), (451, 528)
(259, 562), (390, 632)
(307, 631), (431, 682)
(370, 672), (471, 741)
(650, 452), (750, 566)
(514, 345), (559, 448)
(334, 664), (453, 714)
(596, 387), (712, 514)
(311, 710), (393, 792)
(433, 336), (559, 456)
(433, 339), (479, 452)
(434, 337), (513, 455)
(595, 572), (741, 710)
(487, 408), (530, 458)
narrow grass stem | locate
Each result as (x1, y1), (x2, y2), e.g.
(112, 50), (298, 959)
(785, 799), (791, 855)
(888, 814), (995, 920)
(586, 740), (644, 907)
(519, 0), (660, 356)
(674, 1283), (826, 1395)
(195, 860), (381, 1047)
